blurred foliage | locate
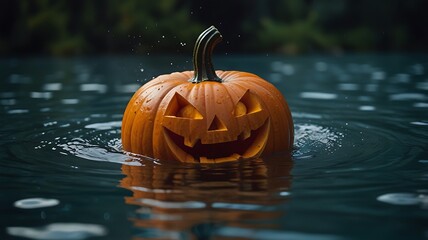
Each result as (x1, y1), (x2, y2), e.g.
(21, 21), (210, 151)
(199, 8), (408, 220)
(0, 0), (427, 56)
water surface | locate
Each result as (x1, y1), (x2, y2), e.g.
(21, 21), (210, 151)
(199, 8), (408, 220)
(1, 54), (427, 240)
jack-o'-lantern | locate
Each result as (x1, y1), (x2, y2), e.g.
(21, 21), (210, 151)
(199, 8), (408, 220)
(121, 26), (293, 163)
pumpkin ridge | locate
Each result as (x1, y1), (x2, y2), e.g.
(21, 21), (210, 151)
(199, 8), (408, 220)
(130, 78), (189, 155)
(122, 86), (146, 149)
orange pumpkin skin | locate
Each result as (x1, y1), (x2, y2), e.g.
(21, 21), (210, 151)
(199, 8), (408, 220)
(121, 70), (293, 163)
(121, 26), (293, 163)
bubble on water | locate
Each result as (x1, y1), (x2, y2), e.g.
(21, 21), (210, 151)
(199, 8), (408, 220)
(14, 198), (59, 209)
(7, 223), (107, 240)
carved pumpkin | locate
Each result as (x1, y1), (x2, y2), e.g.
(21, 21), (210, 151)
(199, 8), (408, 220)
(122, 26), (293, 163)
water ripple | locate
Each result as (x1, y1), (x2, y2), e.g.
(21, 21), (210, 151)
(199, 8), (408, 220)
(7, 223), (107, 240)
(14, 198), (59, 209)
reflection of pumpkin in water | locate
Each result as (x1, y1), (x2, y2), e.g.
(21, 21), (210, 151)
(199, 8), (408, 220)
(120, 155), (292, 239)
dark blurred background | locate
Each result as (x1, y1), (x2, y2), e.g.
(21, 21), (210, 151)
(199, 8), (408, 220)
(1, 0), (427, 56)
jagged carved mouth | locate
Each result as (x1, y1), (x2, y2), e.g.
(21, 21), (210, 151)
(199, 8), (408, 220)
(163, 119), (270, 163)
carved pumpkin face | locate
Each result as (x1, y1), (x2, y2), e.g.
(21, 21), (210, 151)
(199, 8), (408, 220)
(121, 26), (293, 163)
(158, 78), (271, 163)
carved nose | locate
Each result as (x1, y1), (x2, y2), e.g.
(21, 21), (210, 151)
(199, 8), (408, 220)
(208, 115), (227, 131)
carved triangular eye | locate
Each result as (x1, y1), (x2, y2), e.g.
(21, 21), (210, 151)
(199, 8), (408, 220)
(208, 115), (227, 131)
(165, 93), (203, 119)
(234, 90), (262, 116)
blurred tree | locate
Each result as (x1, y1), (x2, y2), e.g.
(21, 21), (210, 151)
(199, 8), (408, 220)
(0, 0), (427, 56)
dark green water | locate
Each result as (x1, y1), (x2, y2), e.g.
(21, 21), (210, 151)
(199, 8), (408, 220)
(1, 54), (427, 240)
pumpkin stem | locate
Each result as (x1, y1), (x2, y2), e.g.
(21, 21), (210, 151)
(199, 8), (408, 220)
(190, 26), (223, 83)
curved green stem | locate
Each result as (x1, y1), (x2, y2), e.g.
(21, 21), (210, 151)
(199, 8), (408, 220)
(190, 26), (223, 83)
